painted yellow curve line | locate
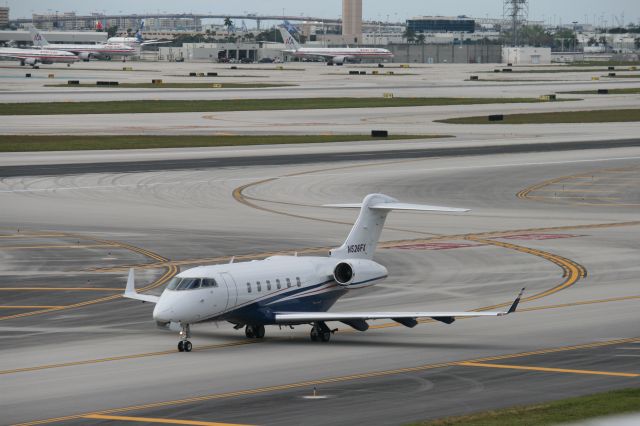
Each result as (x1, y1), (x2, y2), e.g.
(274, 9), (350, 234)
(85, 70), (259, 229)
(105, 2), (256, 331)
(13, 336), (640, 426)
(0, 231), (178, 322)
(517, 165), (640, 206)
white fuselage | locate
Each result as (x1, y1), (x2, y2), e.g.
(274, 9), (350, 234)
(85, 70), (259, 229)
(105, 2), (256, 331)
(0, 47), (79, 65)
(290, 47), (393, 61)
(107, 37), (143, 47)
(39, 43), (135, 59)
(152, 255), (388, 325)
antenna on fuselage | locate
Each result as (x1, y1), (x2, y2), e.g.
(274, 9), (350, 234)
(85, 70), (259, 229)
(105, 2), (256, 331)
(229, 256), (235, 264)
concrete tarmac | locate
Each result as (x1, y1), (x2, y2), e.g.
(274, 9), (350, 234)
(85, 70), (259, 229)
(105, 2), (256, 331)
(1, 146), (639, 425)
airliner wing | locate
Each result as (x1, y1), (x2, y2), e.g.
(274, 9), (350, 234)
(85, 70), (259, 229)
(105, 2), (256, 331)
(140, 40), (172, 46)
(276, 288), (524, 325)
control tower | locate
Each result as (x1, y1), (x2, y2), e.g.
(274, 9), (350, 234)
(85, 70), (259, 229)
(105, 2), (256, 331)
(342, 0), (362, 44)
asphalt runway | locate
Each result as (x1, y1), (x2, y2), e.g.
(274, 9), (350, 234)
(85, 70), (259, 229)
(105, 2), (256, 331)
(1, 146), (640, 425)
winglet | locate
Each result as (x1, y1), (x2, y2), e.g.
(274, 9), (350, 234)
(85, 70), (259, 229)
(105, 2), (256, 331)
(123, 268), (160, 304)
(505, 287), (525, 315)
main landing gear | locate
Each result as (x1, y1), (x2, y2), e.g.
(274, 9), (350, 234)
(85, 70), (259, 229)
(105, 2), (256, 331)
(177, 323), (192, 352)
(245, 324), (265, 339)
(310, 321), (333, 342)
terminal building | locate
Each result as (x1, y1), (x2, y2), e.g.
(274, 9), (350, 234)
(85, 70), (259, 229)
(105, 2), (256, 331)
(0, 30), (107, 46)
(407, 16), (476, 33)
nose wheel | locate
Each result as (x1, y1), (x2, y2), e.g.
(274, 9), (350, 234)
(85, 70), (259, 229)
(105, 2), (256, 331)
(177, 323), (192, 352)
(178, 340), (192, 352)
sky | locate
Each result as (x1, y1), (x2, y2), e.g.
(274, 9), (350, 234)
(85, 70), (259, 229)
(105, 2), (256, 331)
(7, 1), (640, 26)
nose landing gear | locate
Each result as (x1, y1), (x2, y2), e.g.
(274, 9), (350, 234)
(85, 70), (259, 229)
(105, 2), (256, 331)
(177, 323), (192, 352)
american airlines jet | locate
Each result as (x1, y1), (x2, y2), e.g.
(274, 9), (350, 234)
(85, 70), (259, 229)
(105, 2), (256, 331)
(30, 27), (135, 61)
(278, 27), (393, 65)
(125, 194), (523, 352)
(0, 47), (78, 68)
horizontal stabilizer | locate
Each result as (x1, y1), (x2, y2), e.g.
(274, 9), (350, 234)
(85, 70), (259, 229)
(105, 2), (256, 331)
(324, 202), (469, 213)
(123, 268), (160, 304)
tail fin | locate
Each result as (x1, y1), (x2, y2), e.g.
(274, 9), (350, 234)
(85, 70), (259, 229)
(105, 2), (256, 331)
(279, 26), (300, 51)
(29, 27), (49, 47)
(326, 194), (468, 260)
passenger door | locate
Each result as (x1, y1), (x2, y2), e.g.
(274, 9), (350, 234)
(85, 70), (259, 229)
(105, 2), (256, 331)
(219, 272), (238, 311)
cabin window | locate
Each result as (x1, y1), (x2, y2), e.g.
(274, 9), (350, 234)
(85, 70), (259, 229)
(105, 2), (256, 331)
(266, 280), (271, 291)
(286, 278), (291, 288)
(256, 281), (262, 292)
(296, 277), (302, 287)
(276, 279), (281, 289)
(246, 282), (251, 293)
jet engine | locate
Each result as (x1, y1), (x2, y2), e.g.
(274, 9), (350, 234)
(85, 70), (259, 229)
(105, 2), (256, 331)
(332, 259), (388, 289)
(332, 56), (346, 65)
(24, 58), (38, 66)
(78, 52), (92, 61)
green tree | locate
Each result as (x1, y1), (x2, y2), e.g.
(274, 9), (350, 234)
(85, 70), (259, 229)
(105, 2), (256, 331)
(416, 33), (426, 45)
(553, 28), (577, 51)
(403, 27), (416, 44)
(224, 17), (234, 34)
(106, 26), (118, 38)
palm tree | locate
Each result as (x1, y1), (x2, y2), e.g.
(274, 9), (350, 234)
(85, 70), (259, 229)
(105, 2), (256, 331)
(403, 27), (416, 44)
(416, 33), (426, 45)
(224, 17), (234, 35)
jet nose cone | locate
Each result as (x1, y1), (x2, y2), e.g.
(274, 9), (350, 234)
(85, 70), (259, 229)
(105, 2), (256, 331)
(152, 299), (172, 323)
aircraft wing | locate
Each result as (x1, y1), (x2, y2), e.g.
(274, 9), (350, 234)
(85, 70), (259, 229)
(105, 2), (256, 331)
(123, 268), (160, 304)
(140, 40), (172, 46)
(275, 288), (524, 325)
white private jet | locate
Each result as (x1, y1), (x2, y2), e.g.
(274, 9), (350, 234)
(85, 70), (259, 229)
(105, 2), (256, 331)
(30, 27), (135, 61)
(0, 46), (79, 68)
(125, 194), (523, 352)
(278, 27), (393, 65)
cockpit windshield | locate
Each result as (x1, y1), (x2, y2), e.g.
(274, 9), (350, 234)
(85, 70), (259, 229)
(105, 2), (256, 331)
(166, 277), (218, 291)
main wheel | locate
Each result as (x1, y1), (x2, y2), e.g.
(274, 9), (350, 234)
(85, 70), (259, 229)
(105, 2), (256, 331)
(184, 341), (192, 352)
(245, 325), (255, 339)
(310, 327), (319, 342)
(254, 325), (265, 339)
(178, 341), (185, 352)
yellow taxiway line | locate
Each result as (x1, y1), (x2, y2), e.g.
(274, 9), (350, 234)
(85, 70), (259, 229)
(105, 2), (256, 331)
(83, 414), (253, 426)
(14, 336), (640, 426)
(457, 362), (640, 378)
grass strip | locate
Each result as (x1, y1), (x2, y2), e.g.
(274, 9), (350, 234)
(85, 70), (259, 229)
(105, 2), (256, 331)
(0, 134), (446, 152)
(0, 97), (549, 116)
(437, 109), (640, 125)
(568, 61), (640, 67)
(559, 88), (640, 95)
(487, 68), (638, 74)
(606, 74), (640, 78)
(411, 388), (640, 426)
(45, 82), (293, 89)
